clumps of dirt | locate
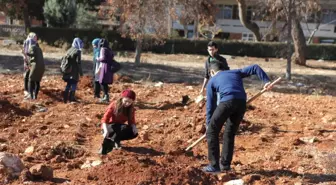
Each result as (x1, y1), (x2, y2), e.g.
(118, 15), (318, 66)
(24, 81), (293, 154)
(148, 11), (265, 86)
(51, 142), (85, 159)
(78, 76), (93, 89)
(0, 98), (33, 127)
(86, 155), (217, 185)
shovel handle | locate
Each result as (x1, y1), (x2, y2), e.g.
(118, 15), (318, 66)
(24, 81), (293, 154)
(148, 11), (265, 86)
(185, 134), (206, 151)
(246, 77), (282, 104)
(185, 77), (282, 152)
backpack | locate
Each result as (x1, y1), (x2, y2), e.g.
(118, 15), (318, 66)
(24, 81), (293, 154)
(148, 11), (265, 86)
(111, 59), (121, 73)
(60, 48), (78, 74)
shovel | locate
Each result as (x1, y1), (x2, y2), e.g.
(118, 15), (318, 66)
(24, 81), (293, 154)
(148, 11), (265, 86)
(185, 77), (282, 151)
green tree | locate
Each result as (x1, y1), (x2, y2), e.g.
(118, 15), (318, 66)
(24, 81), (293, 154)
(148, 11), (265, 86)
(75, 3), (98, 29)
(43, 0), (76, 28)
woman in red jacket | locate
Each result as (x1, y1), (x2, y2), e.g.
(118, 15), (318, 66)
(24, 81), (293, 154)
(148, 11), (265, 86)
(99, 89), (138, 155)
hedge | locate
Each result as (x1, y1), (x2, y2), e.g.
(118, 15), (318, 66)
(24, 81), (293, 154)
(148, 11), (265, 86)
(30, 27), (336, 60)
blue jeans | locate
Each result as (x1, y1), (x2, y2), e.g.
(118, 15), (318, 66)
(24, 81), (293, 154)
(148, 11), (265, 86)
(65, 79), (78, 91)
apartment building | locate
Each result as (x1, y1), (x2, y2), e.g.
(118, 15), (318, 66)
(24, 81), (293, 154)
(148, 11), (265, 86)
(173, 0), (336, 43)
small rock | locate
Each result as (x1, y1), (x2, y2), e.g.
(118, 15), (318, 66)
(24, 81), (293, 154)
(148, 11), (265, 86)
(64, 125), (70, 129)
(0, 144), (8, 152)
(51, 155), (64, 163)
(29, 164), (53, 180)
(242, 174), (261, 183)
(142, 125), (149, 130)
(294, 182), (302, 185)
(186, 86), (193, 90)
(196, 125), (206, 134)
(24, 146), (35, 155)
(224, 179), (244, 185)
(271, 155), (281, 161)
(299, 137), (316, 143)
(141, 132), (150, 141)
(154, 82), (164, 87)
(80, 161), (92, 169)
(0, 137), (7, 143)
(91, 160), (102, 167)
(215, 173), (230, 181)
(0, 152), (25, 178)
(18, 128), (28, 133)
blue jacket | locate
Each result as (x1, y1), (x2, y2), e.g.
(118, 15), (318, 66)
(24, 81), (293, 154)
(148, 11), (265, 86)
(206, 64), (271, 125)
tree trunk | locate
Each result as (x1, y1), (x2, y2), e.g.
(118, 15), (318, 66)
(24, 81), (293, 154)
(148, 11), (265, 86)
(236, 0), (261, 41)
(135, 39), (142, 64)
(286, 0), (293, 80)
(22, 3), (31, 33)
(193, 18), (199, 39)
(183, 24), (188, 38)
(167, 0), (172, 37)
(291, 17), (306, 66)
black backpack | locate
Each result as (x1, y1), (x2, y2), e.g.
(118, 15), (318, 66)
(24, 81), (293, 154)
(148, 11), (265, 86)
(60, 48), (78, 74)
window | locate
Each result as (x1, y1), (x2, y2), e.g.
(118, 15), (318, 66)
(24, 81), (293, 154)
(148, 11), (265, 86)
(216, 5), (233, 19)
(322, 9), (336, 24)
(246, 6), (252, 22)
(223, 5), (233, 19)
(242, 33), (254, 41)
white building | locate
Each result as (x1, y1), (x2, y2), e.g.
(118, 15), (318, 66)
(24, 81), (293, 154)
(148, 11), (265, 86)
(173, 0), (336, 43)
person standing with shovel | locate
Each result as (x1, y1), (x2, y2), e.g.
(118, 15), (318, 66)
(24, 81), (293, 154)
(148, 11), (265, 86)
(202, 61), (273, 173)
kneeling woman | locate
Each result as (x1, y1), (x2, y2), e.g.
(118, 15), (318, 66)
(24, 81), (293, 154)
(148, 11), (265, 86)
(99, 89), (138, 155)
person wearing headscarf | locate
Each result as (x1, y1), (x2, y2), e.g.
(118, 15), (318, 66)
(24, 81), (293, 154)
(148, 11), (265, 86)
(96, 39), (114, 103)
(92, 38), (101, 99)
(62, 37), (84, 103)
(22, 32), (38, 98)
(99, 89), (138, 155)
(24, 37), (45, 100)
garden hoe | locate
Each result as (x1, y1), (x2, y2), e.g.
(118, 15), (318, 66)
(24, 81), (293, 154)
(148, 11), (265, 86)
(185, 77), (282, 152)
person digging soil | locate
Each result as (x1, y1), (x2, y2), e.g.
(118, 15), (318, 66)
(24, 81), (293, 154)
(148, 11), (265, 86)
(99, 89), (138, 155)
(203, 61), (273, 173)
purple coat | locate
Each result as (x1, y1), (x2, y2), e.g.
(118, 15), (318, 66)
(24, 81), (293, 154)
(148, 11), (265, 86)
(97, 47), (114, 84)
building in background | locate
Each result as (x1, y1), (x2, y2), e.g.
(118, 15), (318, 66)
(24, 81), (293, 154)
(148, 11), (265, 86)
(173, 0), (336, 43)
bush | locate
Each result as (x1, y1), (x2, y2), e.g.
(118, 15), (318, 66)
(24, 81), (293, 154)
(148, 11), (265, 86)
(30, 27), (336, 60)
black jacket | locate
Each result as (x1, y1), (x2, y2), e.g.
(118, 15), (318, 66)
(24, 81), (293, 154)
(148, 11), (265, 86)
(204, 54), (229, 79)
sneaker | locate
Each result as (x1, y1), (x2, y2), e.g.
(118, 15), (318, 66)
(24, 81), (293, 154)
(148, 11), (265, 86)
(99, 138), (114, 155)
(24, 91), (29, 96)
(99, 95), (109, 104)
(113, 141), (122, 150)
(220, 164), (231, 172)
(202, 165), (220, 173)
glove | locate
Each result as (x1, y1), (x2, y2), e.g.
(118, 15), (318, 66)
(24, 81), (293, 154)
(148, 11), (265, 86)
(102, 123), (110, 138)
(131, 124), (138, 135)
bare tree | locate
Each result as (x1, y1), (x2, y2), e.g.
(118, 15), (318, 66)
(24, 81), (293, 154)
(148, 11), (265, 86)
(259, 0), (320, 65)
(236, 0), (262, 41)
(198, 20), (222, 39)
(172, 0), (216, 39)
(104, 0), (169, 64)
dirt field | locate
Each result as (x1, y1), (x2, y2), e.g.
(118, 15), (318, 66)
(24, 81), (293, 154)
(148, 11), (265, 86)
(0, 46), (336, 185)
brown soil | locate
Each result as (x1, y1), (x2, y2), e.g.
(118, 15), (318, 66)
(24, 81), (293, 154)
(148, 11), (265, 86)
(0, 49), (335, 185)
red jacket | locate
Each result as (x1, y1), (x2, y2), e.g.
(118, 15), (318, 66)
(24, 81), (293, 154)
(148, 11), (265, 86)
(101, 102), (136, 125)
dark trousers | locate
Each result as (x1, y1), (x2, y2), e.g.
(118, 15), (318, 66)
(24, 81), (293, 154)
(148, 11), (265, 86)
(93, 81), (101, 98)
(29, 81), (40, 99)
(100, 83), (109, 97)
(107, 123), (138, 142)
(64, 79), (78, 92)
(24, 70), (30, 92)
(206, 99), (246, 168)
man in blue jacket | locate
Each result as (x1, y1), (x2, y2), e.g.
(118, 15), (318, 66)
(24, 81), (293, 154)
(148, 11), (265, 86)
(203, 61), (273, 173)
